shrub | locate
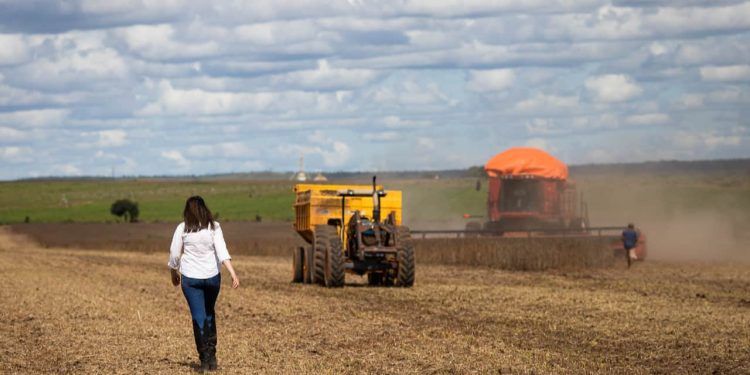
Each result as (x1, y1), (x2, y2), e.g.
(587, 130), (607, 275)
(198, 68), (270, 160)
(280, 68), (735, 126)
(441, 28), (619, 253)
(110, 199), (140, 223)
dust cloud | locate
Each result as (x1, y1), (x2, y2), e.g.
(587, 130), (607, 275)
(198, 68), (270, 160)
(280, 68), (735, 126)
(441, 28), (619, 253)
(637, 210), (750, 262)
(578, 170), (750, 263)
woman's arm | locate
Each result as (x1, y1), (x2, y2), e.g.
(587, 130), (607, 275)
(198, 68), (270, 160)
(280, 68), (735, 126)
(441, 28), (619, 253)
(223, 260), (240, 289)
(213, 222), (240, 289)
(167, 223), (184, 286)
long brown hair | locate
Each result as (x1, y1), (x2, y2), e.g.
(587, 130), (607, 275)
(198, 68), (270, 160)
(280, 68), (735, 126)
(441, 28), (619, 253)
(183, 196), (215, 232)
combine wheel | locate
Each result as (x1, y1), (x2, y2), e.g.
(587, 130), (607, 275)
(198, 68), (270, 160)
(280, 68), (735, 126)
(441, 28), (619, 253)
(465, 221), (482, 238)
(292, 247), (304, 283)
(303, 246), (314, 284)
(396, 226), (415, 287)
(313, 225), (345, 287)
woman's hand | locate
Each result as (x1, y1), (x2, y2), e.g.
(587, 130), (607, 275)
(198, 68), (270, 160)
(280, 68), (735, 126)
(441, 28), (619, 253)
(170, 268), (181, 287)
(223, 260), (240, 289)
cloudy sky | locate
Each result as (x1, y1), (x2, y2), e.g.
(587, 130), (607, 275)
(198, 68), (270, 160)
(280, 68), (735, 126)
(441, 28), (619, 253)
(0, 1), (749, 179)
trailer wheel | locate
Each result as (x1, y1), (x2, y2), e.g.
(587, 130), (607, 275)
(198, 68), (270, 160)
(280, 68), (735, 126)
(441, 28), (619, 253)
(396, 226), (415, 287)
(303, 246), (314, 284)
(292, 246), (304, 283)
(314, 225), (345, 287)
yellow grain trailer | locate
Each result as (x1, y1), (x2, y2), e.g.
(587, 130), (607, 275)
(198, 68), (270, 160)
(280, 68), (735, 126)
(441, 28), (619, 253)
(292, 177), (414, 287)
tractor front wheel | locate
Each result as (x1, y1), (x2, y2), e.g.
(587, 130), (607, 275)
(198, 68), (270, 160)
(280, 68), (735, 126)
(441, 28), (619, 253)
(303, 246), (314, 284)
(292, 246), (304, 283)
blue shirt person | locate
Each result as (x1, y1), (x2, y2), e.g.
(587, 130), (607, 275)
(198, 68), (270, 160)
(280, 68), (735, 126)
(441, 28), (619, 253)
(622, 223), (639, 267)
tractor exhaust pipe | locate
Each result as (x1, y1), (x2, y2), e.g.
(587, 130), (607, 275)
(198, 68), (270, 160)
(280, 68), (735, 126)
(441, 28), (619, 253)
(372, 175), (381, 223)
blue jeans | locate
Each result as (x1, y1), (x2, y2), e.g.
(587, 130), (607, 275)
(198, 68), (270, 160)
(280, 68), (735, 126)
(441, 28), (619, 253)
(181, 273), (221, 331)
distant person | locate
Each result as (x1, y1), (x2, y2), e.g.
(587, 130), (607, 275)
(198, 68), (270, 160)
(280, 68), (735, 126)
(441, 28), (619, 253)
(622, 223), (639, 268)
(168, 196), (240, 372)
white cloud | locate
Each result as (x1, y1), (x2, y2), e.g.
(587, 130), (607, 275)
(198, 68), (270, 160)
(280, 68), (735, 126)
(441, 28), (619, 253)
(516, 94), (579, 112)
(0, 34), (29, 65)
(625, 113), (670, 126)
(117, 24), (220, 60)
(268, 60), (379, 90)
(96, 130), (127, 147)
(466, 69), (515, 92)
(0, 109), (69, 128)
(678, 94), (705, 109)
(0, 146), (33, 163)
(56, 163), (82, 175)
(234, 20), (318, 46)
(217, 142), (254, 158)
(674, 131), (743, 150)
(12, 42), (129, 90)
(79, 0), (186, 15)
(585, 74), (642, 102)
(138, 80), (346, 116)
(363, 131), (399, 142)
(382, 115), (430, 129)
(161, 150), (190, 168)
(186, 142), (254, 158)
(700, 65), (750, 82)
(0, 127), (28, 142)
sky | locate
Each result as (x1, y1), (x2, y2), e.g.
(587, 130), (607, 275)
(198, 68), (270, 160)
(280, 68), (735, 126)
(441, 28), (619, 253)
(0, 0), (749, 179)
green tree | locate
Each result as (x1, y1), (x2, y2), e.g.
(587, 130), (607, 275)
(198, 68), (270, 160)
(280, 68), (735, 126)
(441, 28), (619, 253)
(110, 199), (139, 223)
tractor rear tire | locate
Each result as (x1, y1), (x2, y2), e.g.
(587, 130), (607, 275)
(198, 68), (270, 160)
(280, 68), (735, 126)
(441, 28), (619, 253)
(396, 226), (415, 287)
(313, 225), (345, 287)
(303, 246), (314, 284)
(292, 246), (304, 283)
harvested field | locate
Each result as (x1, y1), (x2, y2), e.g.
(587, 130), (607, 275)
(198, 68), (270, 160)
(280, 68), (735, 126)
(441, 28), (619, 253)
(9, 223), (619, 271)
(9, 222), (304, 257)
(2, 228), (749, 374)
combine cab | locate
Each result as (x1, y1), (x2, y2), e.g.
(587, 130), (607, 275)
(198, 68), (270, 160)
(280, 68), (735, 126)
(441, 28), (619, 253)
(291, 177), (415, 287)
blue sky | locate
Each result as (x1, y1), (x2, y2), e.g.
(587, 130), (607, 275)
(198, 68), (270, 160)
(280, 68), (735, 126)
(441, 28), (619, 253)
(0, 0), (749, 179)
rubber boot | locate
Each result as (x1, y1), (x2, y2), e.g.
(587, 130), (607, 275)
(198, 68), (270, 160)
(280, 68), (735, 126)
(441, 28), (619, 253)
(192, 320), (210, 372)
(205, 318), (218, 371)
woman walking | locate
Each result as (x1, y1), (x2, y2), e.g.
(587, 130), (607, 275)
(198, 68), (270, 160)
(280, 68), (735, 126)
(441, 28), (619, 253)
(168, 196), (240, 372)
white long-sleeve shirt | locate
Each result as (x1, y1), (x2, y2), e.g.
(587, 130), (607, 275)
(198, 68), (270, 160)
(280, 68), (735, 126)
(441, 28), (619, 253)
(168, 221), (232, 279)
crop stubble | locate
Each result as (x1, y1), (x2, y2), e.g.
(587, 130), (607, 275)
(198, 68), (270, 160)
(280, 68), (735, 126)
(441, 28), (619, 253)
(1, 228), (749, 374)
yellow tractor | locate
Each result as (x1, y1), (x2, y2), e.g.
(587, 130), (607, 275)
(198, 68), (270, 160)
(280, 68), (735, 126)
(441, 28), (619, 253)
(291, 177), (414, 287)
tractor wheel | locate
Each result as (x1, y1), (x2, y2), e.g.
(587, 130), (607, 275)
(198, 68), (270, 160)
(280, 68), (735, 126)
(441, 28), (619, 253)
(292, 246), (304, 283)
(303, 246), (314, 284)
(313, 225), (345, 287)
(396, 226), (415, 287)
(367, 272), (383, 286)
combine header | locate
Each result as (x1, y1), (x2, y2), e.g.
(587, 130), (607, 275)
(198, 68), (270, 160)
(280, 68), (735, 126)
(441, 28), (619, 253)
(291, 177), (415, 287)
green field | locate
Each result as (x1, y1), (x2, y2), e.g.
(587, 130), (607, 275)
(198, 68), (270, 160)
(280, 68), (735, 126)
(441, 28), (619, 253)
(0, 179), (296, 224)
(0, 178), (487, 225)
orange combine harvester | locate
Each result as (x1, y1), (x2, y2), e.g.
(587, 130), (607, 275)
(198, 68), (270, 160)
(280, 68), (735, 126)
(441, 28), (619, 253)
(417, 147), (647, 261)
